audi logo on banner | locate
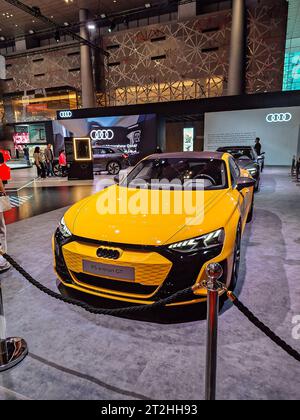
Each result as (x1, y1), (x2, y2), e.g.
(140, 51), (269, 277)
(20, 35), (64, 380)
(266, 113), (292, 123)
(90, 129), (115, 141)
(59, 110), (73, 119)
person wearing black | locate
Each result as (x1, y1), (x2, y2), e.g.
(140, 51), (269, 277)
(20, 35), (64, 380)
(254, 137), (262, 156)
(23, 145), (30, 166)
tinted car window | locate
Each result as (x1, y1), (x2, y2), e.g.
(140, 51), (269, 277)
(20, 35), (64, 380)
(122, 158), (228, 190)
(229, 158), (240, 186)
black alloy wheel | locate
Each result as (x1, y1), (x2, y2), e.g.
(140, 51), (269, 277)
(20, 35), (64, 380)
(107, 161), (121, 175)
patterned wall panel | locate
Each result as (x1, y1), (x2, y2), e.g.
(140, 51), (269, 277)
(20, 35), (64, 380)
(4, 45), (81, 94)
(246, 0), (287, 93)
(102, 11), (232, 105)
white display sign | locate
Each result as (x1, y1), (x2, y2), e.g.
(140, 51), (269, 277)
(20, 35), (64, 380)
(183, 127), (194, 152)
(0, 55), (6, 80)
(204, 106), (300, 166)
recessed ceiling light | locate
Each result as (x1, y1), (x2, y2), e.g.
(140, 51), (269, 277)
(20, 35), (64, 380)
(29, 29), (35, 34)
(100, 14), (106, 19)
(87, 23), (96, 30)
(64, 22), (69, 26)
(145, 2), (151, 8)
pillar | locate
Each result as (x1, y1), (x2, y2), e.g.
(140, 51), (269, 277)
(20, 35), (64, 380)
(79, 8), (95, 108)
(228, 0), (246, 96)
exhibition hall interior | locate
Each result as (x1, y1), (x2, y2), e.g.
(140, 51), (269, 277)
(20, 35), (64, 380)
(0, 0), (300, 403)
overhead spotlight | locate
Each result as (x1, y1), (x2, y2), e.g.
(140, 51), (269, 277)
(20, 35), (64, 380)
(54, 30), (61, 43)
(87, 22), (96, 30)
(108, 20), (116, 33)
(0, 36), (6, 41)
(29, 29), (35, 34)
(145, 2), (151, 8)
(100, 13), (107, 19)
(63, 22), (70, 26)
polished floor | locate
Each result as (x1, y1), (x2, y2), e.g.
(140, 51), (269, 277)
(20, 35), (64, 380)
(0, 168), (300, 400)
(5, 167), (115, 224)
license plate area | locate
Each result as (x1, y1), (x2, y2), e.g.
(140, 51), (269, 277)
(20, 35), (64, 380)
(82, 260), (135, 281)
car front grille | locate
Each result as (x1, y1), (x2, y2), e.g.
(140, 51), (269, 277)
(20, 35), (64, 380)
(71, 272), (158, 297)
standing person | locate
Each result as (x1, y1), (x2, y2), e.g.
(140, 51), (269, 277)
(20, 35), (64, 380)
(0, 153), (10, 272)
(58, 149), (67, 177)
(44, 144), (54, 177)
(33, 146), (46, 179)
(254, 137), (262, 156)
(23, 145), (30, 166)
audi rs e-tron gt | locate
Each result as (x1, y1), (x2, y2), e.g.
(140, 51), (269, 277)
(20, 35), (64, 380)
(217, 146), (262, 191)
(53, 152), (255, 321)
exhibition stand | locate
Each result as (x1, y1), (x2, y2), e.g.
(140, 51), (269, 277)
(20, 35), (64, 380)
(1, 251), (300, 400)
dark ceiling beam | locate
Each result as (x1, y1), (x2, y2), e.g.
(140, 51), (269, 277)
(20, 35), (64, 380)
(4, 41), (80, 59)
(2, 0), (109, 56)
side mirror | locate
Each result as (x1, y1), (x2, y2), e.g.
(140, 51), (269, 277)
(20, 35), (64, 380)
(236, 177), (256, 192)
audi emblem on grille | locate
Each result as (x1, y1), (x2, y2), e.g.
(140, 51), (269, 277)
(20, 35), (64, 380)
(90, 129), (114, 141)
(97, 247), (120, 260)
(266, 113), (292, 123)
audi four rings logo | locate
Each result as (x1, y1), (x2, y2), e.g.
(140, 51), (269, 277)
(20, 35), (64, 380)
(266, 113), (292, 123)
(90, 129), (115, 141)
(59, 110), (73, 119)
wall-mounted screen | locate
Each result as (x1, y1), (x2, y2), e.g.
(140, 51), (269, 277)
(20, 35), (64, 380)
(183, 127), (194, 152)
(54, 114), (157, 164)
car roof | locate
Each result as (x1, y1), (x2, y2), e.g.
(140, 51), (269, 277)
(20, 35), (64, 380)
(147, 151), (225, 160)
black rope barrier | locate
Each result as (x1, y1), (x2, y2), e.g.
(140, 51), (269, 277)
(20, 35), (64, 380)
(227, 291), (300, 363)
(1, 253), (195, 316)
(2, 252), (300, 364)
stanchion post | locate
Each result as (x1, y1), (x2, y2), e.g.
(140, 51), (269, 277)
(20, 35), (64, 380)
(204, 263), (223, 401)
(0, 277), (28, 372)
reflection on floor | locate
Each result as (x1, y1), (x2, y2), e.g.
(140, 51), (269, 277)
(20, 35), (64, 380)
(5, 186), (94, 225)
(0, 167), (300, 400)
(5, 166), (117, 225)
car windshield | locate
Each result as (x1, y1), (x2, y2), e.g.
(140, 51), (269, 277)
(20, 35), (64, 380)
(220, 148), (254, 160)
(121, 158), (228, 190)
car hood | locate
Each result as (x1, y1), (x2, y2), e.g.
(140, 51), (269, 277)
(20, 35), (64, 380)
(64, 185), (235, 246)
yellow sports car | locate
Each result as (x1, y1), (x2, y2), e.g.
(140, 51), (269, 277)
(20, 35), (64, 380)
(53, 152), (255, 320)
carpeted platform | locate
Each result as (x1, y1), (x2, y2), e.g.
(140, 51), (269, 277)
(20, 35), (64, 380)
(0, 167), (300, 400)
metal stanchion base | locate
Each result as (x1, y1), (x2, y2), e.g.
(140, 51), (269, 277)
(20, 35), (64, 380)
(0, 338), (28, 372)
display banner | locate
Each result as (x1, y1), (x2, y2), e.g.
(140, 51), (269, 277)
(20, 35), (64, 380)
(204, 106), (300, 166)
(55, 114), (157, 163)
(183, 127), (194, 152)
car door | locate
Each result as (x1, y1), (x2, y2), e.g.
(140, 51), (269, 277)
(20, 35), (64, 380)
(229, 158), (251, 226)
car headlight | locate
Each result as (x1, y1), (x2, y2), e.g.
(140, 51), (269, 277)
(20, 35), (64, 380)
(168, 229), (224, 253)
(58, 217), (72, 238)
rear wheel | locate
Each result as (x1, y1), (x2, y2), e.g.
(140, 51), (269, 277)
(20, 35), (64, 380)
(53, 164), (62, 177)
(107, 161), (121, 175)
(229, 223), (241, 291)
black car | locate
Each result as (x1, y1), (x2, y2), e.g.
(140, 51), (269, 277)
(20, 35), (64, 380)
(92, 146), (130, 175)
(217, 146), (261, 191)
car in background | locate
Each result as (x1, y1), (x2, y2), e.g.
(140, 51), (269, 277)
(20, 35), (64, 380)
(217, 146), (261, 191)
(92, 146), (129, 175)
(53, 152), (255, 322)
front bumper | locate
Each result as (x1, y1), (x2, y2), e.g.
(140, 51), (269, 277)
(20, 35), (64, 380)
(53, 230), (228, 308)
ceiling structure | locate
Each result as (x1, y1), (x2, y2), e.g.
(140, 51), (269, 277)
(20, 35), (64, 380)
(0, 0), (166, 38)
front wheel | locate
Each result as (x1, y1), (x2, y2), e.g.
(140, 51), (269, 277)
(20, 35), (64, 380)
(107, 161), (121, 175)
